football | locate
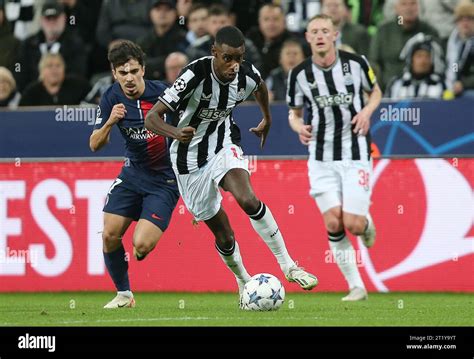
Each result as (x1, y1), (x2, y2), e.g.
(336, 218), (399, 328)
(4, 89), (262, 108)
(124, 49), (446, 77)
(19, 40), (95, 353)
(241, 273), (285, 311)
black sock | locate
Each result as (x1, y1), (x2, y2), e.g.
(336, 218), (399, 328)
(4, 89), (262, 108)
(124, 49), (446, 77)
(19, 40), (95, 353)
(328, 230), (346, 242)
(103, 245), (130, 291)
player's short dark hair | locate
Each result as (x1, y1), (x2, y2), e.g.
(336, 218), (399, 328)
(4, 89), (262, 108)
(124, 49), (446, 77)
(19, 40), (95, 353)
(107, 40), (146, 69)
(215, 26), (245, 48)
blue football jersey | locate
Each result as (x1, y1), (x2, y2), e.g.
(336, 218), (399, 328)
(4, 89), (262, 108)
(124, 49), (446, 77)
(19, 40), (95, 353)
(94, 80), (173, 173)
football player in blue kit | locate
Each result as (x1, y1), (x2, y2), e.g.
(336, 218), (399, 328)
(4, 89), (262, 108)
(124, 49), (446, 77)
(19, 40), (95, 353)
(89, 40), (186, 308)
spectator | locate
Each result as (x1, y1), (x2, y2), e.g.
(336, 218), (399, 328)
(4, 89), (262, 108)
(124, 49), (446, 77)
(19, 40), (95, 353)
(386, 37), (448, 99)
(346, 0), (385, 36)
(247, 3), (301, 79)
(138, 0), (187, 80)
(446, 1), (474, 98)
(321, 0), (370, 56)
(15, 1), (88, 91)
(0, 66), (20, 108)
(164, 51), (188, 85)
(59, 0), (101, 46)
(184, 2), (210, 48)
(370, 0), (439, 89)
(3, 0), (43, 40)
(266, 39), (304, 102)
(95, 0), (154, 48)
(384, 0), (462, 41)
(19, 53), (90, 106)
(228, 0), (272, 34)
(186, 4), (262, 70)
(0, 3), (19, 71)
(283, 0), (321, 33)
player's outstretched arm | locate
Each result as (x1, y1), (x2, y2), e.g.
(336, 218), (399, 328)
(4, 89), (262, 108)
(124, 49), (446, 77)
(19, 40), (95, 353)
(351, 84), (382, 136)
(288, 108), (312, 146)
(250, 81), (272, 149)
(145, 101), (195, 143)
(89, 103), (126, 152)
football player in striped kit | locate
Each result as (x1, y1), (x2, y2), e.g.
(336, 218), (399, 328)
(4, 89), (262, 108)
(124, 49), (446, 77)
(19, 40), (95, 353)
(287, 14), (382, 301)
(146, 26), (318, 305)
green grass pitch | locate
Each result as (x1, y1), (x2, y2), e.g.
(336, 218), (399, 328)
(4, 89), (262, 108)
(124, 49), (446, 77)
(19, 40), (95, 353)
(0, 292), (472, 326)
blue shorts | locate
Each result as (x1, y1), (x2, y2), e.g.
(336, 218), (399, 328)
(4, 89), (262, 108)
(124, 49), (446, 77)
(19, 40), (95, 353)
(103, 166), (179, 232)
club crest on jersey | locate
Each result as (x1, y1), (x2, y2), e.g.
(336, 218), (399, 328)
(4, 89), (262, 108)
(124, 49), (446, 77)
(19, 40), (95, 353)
(236, 88), (246, 101)
(173, 78), (187, 92)
(344, 73), (354, 86)
(198, 108), (232, 121)
(308, 80), (318, 89)
(95, 106), (102, 125)
(314, 93), (353, 108)
(201, 92), (212, 101)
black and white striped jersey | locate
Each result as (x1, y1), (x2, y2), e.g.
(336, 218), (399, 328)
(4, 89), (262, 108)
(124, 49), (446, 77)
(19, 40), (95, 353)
(159, 56), (261, 174)
(386, 72), (446, 99)
(287, 50), (376, 161)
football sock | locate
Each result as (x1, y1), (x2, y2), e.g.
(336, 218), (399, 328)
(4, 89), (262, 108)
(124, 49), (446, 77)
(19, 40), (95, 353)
(103, 244), (130, 292)
(249, 202), (296, 274)
(117, 290), (133, 298)
(215, 240), (251, 283)
(328, 230), (365, 290)
(364, 217), (369, 233)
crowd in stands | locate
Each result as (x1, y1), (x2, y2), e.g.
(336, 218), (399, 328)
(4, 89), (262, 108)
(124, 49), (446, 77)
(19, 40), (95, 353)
(0, 0), (472, 109)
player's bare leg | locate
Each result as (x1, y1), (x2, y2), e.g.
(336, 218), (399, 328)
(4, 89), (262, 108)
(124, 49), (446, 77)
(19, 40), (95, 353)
(343, 212), (376, 248)
(205, 207), (251, 305)
(133, 219), (163, 261)
(102, 213), (136, 308)
(221, 168), (318, 290)
(322, 206), (367, 301)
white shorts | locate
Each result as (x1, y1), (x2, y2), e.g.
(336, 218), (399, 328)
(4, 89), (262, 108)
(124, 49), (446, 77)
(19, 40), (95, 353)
(175, 145), (249, 221)
(308, 159), (373, 216)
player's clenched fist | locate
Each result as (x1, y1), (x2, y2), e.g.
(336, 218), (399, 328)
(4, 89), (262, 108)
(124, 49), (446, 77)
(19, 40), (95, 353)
(298, 124), (313, 145)
(109, 103), (127, 124)
(176, 126), (196, 143)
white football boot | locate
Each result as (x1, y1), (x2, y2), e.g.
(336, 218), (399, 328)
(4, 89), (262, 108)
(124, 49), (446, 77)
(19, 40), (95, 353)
(238, 279), (247, 309)
(285, 264), (319, 290)
(358, 213), (376, 248)
(103, 293), (136, 309)
(341, 287), (368, 301)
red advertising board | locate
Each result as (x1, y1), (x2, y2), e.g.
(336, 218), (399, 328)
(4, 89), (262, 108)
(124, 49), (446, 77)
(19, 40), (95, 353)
(0, 159), (472, 292)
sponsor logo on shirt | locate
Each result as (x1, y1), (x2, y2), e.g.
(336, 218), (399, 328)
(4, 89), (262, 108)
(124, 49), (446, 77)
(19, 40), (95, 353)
(314, 93), (354, 108)
(122, 127), (158, 140)
(198, 108), (232, 121)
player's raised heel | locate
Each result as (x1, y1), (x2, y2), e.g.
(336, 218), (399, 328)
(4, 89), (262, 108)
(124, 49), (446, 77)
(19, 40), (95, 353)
(103, 293), (136, 309)
(341, 287), (368, 301)
(285, 265), (318, 290)
(133, 246), (147, 261)
(359, 213), (376, 248)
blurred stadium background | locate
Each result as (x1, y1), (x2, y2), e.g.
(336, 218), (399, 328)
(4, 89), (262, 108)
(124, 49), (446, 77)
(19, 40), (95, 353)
(0, 0), (473, 311)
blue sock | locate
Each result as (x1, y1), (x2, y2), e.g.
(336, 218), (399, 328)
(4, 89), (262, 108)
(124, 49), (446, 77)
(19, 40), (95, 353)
(103, 245), (130, 291)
